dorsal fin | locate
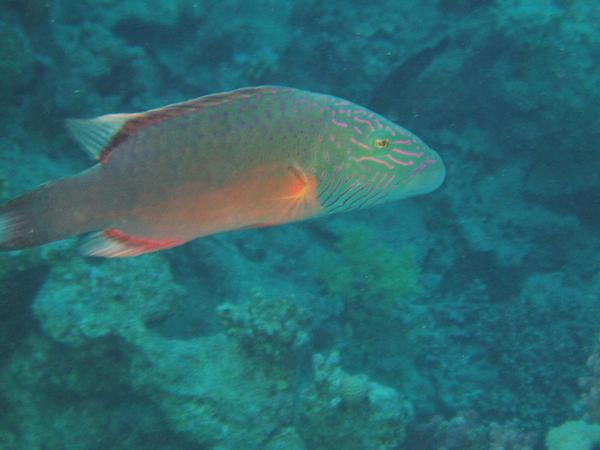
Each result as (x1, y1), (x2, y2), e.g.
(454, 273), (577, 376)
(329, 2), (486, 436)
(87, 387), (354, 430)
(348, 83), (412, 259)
(136, 86), (290, 123)
(66, 113), (136, 161)
(67, 86), (292, 162)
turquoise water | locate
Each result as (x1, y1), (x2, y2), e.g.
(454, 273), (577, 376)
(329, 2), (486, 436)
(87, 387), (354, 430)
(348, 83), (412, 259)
(0, 1), (599, 449)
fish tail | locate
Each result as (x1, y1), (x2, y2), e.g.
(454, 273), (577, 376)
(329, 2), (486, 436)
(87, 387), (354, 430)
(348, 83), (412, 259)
(0, 168), (104, 251)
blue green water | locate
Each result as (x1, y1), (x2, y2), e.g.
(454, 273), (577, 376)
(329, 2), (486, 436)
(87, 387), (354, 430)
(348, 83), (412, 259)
(0, 1), (599, 449)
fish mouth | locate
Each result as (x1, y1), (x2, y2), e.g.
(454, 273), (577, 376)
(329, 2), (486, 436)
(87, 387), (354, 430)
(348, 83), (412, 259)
(401, 152), (446, 196)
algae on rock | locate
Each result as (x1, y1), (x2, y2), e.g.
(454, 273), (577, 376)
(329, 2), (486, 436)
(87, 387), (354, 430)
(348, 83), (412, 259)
(218, 292), (314, 365)
(299, 351), (413, 450)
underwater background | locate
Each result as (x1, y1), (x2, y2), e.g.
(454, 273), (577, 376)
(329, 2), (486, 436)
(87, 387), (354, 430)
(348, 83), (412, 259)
(0, 0), (599, 449)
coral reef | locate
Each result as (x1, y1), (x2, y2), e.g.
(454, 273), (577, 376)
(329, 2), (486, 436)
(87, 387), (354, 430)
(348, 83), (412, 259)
(127, 333), (291, 449)
(10, 255), (292, 449)
(0, 334), (150, 450)
(299, 351), (413, 450)
(0, 255), (192, 449)
(545, 420), (600, 450)
(2, 251), (414, 449)
(317, 223), (430, 401)
(579, 336), (600, 423)
(218, 292), (313, 365)
(426, 273), (600, 427)
(494, 1), (600, 201)
(318, 223), (421, 307)
(32, 254), (185, 346)
(409, 411), (538, 449)
(0, 0), (599, 447)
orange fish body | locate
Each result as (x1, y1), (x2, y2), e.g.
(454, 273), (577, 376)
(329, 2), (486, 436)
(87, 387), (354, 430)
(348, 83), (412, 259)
(0, 86), (445, 257)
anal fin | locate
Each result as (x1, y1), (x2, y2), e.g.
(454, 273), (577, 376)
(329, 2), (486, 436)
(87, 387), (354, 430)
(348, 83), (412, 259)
(80, 229), (184, 258)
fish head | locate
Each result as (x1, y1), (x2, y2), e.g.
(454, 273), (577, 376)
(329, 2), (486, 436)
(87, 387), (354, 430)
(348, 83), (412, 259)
(317, 112), (445, 212)
(363, 124), (446, 200)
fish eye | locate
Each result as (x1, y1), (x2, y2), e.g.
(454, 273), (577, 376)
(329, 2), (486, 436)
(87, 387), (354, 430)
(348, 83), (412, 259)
(374, 138), (390, 149)
(369, 129), (392, 150)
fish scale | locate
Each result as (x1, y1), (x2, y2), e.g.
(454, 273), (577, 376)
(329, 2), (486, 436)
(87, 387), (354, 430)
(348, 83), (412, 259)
(0, 86), (445, 257)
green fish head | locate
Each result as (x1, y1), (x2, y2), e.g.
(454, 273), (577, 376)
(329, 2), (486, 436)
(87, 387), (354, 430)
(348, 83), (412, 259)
(318, 113), (445, 212)
(367, 125), (446, 200)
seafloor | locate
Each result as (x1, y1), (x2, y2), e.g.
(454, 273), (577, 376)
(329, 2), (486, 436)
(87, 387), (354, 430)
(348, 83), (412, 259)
(0, 1), (599, 449)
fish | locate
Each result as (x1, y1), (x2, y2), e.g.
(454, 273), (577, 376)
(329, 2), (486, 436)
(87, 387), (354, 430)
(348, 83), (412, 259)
(0, 86), (445, 258)
(370, 36), (450, 115)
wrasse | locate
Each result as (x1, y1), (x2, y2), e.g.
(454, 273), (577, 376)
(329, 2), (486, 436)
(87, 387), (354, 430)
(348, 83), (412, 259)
(0, 86), (445, 258)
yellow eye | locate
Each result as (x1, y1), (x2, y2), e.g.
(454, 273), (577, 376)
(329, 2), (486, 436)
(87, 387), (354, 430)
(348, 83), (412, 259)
(374, 138), (390, 149)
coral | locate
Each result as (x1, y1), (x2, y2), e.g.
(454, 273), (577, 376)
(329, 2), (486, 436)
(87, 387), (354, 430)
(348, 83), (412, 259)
(390, 0), (600, 278)
(337, 372), (371, 404)
(494, 2), (600, 206)
(217, 292), (313, 365)
(49, 20), (159, 116)
(579, 336), (600, 423)
(316, 223), (429, 397)
(446, 159), (581, 268)
(287, 0), (444, 99)
(318, 223), (421, 308)
(33, 254), (185, 346)
(0, 335), (127, 450)
(127, 333), (291, 449)
(17, 256), (302, 449)
(1, 329), (295, 450)
(0, 255), (196, 449)
(410, 411), (538, 450)
(2, 0), (600, 446)
(298, 351), (413, 450)
(545, 420), (600, 450)
(427, 273), (600, 427)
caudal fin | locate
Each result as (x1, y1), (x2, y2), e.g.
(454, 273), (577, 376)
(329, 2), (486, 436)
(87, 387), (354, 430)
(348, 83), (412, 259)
(0, 170), (103, 252)
(0, 209), (28, 250)
(0, 193), (50, 250)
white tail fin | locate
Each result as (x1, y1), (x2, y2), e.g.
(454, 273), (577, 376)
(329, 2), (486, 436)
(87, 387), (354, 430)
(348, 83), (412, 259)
(0, 210), (27, 249)
(0, 169), (104, 252)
